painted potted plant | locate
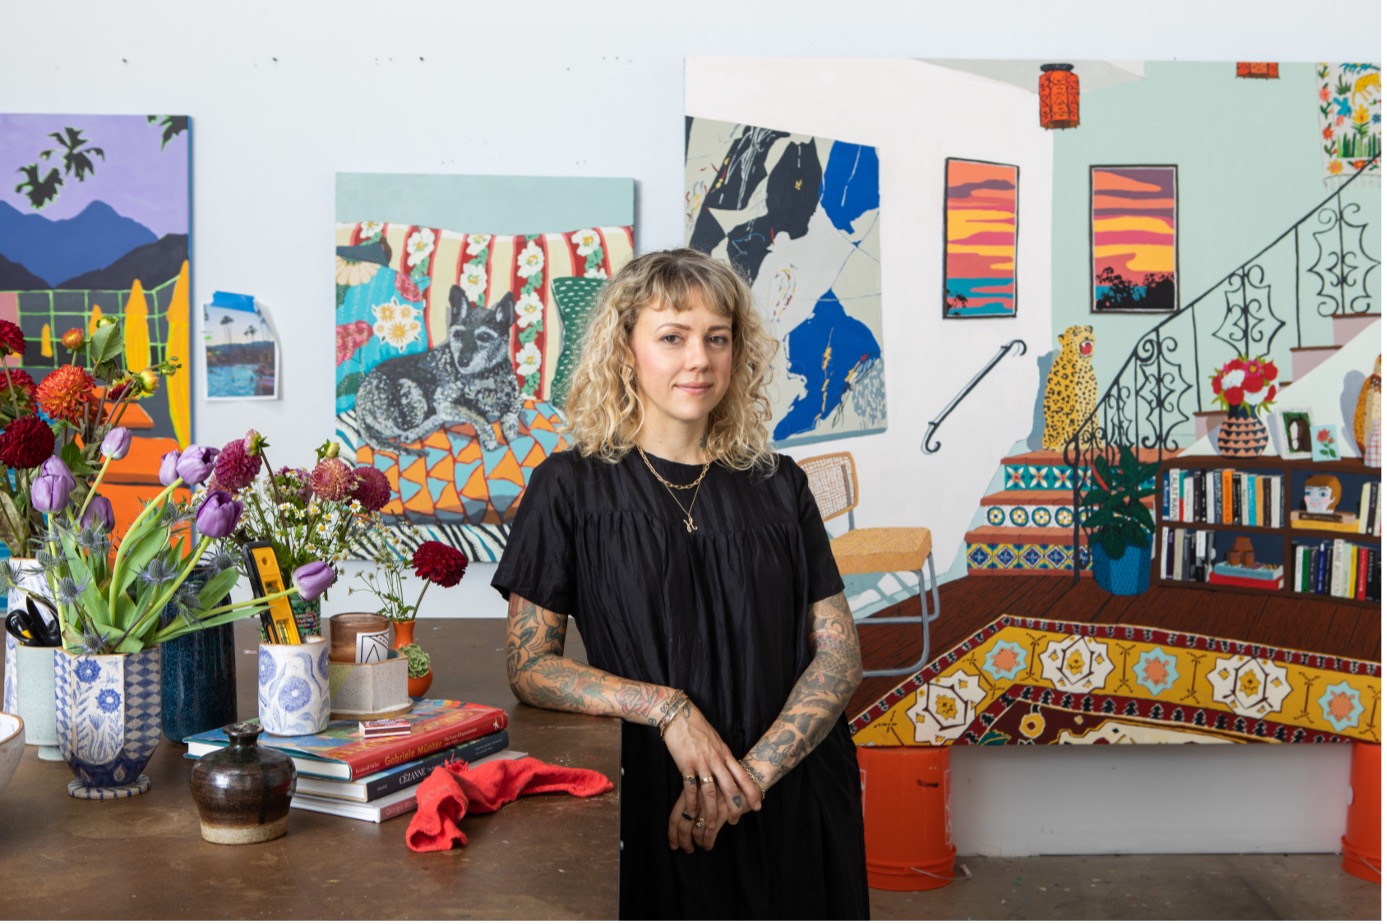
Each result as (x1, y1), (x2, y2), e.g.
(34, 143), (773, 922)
(33, 440), (336, 799)
(1081, 445), (1161, 596)
(1210, 355), (1278, 457)
(352, 538), (469, 699)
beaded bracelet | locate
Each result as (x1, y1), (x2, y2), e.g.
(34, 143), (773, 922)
(738, 758), (767, 801)
(657, 691), (690, 739)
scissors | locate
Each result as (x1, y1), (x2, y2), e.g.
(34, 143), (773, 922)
(5, 596), (60, 647)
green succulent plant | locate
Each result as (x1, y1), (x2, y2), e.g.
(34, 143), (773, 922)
(1080, 445), (1160, 560)
(400, 642), (431, 679)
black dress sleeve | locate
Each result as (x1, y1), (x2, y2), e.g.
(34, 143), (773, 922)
(490, 451), (577, 615)
(787, 457), (845, 604)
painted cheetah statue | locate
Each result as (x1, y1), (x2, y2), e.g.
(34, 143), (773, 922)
(1042, 325), (1101, 450)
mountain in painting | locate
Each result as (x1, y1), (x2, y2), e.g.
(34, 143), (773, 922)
(0, 200), (157, 289)
(58, 233), (188, 289)
(0, 251), (50, 290)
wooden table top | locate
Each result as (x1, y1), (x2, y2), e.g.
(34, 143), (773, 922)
(0, 617), (620, 920)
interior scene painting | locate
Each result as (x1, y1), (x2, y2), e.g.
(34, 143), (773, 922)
(333, 174), (634, 562)
(0, 113), (192, 528)
(687, 57), (1381, 752)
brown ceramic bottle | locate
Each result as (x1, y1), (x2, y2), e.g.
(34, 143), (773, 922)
(189, 722), (297, 844)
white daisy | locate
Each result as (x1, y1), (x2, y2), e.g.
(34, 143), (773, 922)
(516, 291), (545, 329)
(570, 228), (600, 256)
(359, 220), (385, 239)
(372, 299), (421, 349)
(515, 342), (543, 377)
(405, 228), (437, 268)
(459, 263), (489, 304)
(584, 267), (608, 280)
(517, 240), (545, 278)
(465, 233), (490, 255)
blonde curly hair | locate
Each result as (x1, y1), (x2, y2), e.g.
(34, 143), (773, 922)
(562, 248), (778, 472)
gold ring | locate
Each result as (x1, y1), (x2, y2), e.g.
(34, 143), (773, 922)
(682, 774), (697, 785)
(700, 775), (714, 785)
(694, 818), (706, 829)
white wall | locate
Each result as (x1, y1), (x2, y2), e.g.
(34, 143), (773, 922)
(1, 0), (1377, 857)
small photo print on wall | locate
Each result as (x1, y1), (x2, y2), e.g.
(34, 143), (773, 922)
(943, 158), (1018, 319)
(1091, 165), (1178, 313)
(202, 291), (279, 400)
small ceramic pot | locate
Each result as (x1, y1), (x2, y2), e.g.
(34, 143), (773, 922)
(54, 647), (163, 799)
(257, 637), (330, 737)
(408, 668), (434, 699)
(328, 613), (391, 663)
(190, 721), (296, 844)
(13, 643), (60, 760)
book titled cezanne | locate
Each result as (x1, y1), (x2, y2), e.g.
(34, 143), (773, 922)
(185, 700), (509, 780)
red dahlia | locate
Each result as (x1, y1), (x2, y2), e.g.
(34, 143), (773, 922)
(0, 320), (25, 357)
(412, 540), (468, 587)
(0, 415), (55, 469)
(35, 365), (98, 424)
(350, 466), (392, 512)
(0, 368), (36, 409)
(214, 436), (263, 492)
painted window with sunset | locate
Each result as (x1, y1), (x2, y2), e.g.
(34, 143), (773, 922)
(1090, 165), (1178, 313)
(943, 158), (1018, 319)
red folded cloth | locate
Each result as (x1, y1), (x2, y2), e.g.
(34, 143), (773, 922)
(406, 756), (614, 852)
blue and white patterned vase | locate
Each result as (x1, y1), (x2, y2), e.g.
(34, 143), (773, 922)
(3, 559), (52, 714)
(257, 637), (330, 737)
(54, 646), (163, 799)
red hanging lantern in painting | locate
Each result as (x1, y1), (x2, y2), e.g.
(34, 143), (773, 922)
(1236, 62), (1279, 79)
(1039, 64), (1079, 129)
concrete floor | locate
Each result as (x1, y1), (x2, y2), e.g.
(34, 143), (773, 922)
(868, 854), (1381, 920)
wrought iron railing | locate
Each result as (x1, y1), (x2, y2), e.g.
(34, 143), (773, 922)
(1065, 159), (1380, 574)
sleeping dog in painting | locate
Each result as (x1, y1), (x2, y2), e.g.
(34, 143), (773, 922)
(355, 285), (522, 453)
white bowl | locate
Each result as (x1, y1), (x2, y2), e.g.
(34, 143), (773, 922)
(0, 712), (24, 795)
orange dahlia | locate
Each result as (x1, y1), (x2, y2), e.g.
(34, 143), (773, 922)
(35, 364), (98, 424)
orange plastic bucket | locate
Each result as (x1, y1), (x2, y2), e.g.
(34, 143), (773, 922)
(1342, 742), (1380, 883)
(858, 745), (956, 891)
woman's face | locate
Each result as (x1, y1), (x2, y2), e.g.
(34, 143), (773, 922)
(627, 290), (734, 437)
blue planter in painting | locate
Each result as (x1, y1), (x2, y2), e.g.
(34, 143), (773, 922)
(1091, 538), (1153, 596)
(54, 646), (163, 799)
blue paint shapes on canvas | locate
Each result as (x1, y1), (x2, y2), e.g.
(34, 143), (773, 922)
(819, 143), (879, 236)
(774, 291), (881, 441)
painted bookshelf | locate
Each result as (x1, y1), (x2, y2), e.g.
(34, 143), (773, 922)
(1153, 455), (1381, 607)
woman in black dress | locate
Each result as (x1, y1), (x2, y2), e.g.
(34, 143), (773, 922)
(492, 248), (869, 919)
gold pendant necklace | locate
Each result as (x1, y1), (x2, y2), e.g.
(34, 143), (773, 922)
(635, 445), (711, 533)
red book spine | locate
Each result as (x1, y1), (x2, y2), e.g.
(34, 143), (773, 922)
(328, 705), (510, 779)
(1208, 572), (1285, 590)
(1357, 546), (1370, 601)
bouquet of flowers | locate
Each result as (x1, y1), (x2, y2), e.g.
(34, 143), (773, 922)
(1210, 355), (1279, 416)
(0, 317), (176, 556)
(12, 437), (336, 655)
(205, 432), (391, 588)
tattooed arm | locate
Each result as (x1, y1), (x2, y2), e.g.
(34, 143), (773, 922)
(506, 592), (763, 844)
(741, 591), (863, 792)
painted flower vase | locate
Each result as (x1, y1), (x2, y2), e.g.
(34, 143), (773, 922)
(257, 637), (330, 736)
(3, 559), (53, 714)
(190, 721), (297, 844)
(54, 646), (163, 799)
(1216, 407), (1269, 458)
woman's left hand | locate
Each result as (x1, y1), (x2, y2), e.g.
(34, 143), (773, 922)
(667, 788), (729, 853)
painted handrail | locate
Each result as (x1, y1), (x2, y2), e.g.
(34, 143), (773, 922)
(921, 339), (1027, 454)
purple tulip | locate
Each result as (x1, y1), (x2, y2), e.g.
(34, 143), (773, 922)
(159, 450), (180, 486)
(31, 473), (71, 512)
(175, 445), (219, 487)
(41, 456), (76, 493)
(291, 561), (337, 601)
(194, 490), (243, 539)
(100, 427), (132, 460)
(81, 495), (115, 532)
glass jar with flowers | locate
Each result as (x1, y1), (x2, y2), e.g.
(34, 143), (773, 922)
(0, 316), (179, 717)
(352, 539), (469, 698)
(1210, 355), (1278, 457)
(28, 438), (337, 800)
(208, 433), (391, 638)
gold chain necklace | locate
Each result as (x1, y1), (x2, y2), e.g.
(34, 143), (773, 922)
(635, 445), (711, 533)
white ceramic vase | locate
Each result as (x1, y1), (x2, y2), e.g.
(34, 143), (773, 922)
(257, 637), (330, 737)
(3, 558), (53, 715)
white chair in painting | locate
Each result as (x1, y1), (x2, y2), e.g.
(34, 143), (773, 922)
(799, 452), (940, 678)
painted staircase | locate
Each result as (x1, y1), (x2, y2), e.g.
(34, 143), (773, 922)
(964, 448), (1161, 577)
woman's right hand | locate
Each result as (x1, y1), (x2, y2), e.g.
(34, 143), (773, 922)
(662, 698), (763, 847)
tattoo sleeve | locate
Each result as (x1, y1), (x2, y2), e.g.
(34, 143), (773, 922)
(744, 592), (862, 786)
(505, 593), (675, 726)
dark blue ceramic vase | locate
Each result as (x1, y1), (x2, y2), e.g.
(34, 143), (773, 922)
(160, 570), (238, 742)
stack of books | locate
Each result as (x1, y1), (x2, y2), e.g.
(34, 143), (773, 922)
(185, 699), (516, 823)
(1208, 560), (1285, 590)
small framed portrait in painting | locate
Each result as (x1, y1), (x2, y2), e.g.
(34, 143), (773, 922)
(1276, 407), (1313, 460)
